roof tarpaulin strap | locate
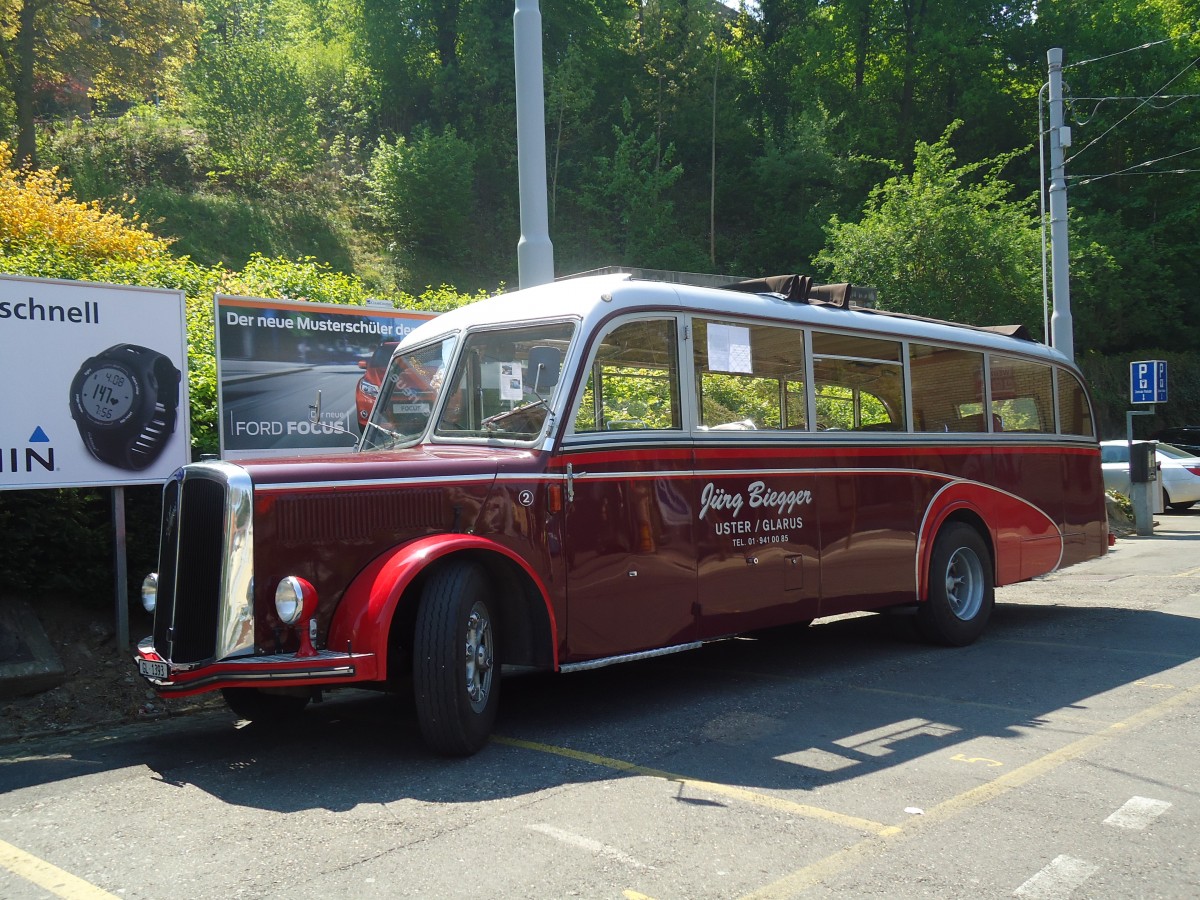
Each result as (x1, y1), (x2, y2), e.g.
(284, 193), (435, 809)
(726, 274), (813, 303)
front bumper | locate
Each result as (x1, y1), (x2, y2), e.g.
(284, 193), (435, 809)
(134, 637), (379, 697)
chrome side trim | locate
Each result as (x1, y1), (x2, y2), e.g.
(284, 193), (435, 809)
(559, 641), (703, 673)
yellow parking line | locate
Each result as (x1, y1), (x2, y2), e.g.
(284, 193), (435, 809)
(738, 680), (1200, 899)
(493, 736), (900, 837)
(0, 838), (121, 900)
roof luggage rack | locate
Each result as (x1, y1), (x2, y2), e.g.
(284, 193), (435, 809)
(562, 266), (1034, 342)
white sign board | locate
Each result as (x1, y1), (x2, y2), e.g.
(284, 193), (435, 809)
(215, 295), (434, 458)
(0, 275), (190, 490)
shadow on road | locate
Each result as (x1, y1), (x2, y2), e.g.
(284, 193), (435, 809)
(3, 595), (1197, 813)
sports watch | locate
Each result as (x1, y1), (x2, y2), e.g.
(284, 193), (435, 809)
(69, 344), (182, 471)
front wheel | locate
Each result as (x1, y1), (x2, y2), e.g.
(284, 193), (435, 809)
(917, 522), (994, 646)
(413, 561), (500, 756)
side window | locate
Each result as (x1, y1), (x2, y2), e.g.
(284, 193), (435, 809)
(990, 356), (1054, 432)
(692, 319), (807, 431)
(910, 344), (986, 432)
(812, 331), (905, 431)
(1057, 368), (1095, 437)
(573, 318), (681, 432)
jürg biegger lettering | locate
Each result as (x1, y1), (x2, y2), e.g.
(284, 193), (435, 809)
(699, 480), (813, 520)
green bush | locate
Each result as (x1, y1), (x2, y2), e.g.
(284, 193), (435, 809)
(367, 126), (477, 264)
(184, 37), (320, 187)
(44, 108), (204, 198)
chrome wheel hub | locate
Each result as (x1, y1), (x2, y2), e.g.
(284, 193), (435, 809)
(945, 547), (984, 621)
(464, 603), (494, 711)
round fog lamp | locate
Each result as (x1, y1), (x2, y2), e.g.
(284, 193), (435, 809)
(275, 576), (316, 625)
(141, 573), (159, 613)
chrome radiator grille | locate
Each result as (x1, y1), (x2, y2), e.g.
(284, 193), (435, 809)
(152, 467), (236, 665)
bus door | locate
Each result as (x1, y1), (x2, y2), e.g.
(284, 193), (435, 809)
(690, 318), (821, 637)
(811, 331), (918, 614)
(559, 317), (698, 659)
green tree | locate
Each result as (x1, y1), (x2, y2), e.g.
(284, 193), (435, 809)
(815, 123), (1042, 329)
(183, 2), (320, 186)
(366, 125), (477, 283)
(0, 0), (198, 169)
(579, 98), (700, 269)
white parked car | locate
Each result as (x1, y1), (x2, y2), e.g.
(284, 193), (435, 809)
(1100, 440), (1200, 511)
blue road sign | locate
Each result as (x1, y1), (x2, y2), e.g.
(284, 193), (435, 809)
(1130, 360), (1168, 404)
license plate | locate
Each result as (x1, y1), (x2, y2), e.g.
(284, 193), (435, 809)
(138, 658), (169, 680)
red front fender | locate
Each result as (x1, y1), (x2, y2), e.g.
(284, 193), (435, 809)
(327, 534), (558, 680)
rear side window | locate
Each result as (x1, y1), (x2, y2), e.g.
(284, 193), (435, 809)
(990, 356), (1054, 433)
(1100, 444), (1128, 464)
(1057, 368), (1095, 437)
(910, 344), (986, 432)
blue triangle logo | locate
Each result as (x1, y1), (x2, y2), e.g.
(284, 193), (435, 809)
(29, 427), (50, 443)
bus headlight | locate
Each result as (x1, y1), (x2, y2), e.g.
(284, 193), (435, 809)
(275, 576), (317, 625)
(141, 573), (158, 613)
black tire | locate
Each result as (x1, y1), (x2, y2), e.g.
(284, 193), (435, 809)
(413, 561), (500, 756)
(1164, 489), (1194, 512)
(221, 687), (311, 722)
(916, 522), (994, 647)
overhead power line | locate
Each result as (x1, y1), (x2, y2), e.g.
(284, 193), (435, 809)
(1065, 53), (1200, 164)
(1068, 145), (1200, 186)
(1066, 32), (1197, 68)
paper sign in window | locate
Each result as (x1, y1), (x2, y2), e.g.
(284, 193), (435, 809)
(708, 324), (753, 374)
(499, 362), (524, 401)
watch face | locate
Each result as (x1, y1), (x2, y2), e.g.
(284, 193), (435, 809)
(78, 364), (137, 424)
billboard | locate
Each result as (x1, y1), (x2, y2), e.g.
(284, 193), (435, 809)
(215, 295), (435, 458)
(0, 275), (190, 490)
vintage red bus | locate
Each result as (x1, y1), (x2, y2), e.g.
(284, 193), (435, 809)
(135, 272), (1109, 755)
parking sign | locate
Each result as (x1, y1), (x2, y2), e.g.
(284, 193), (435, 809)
(1130, 360), (1168, 404)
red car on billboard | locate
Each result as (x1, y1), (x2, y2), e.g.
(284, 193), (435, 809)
(355, 341), (398, 433)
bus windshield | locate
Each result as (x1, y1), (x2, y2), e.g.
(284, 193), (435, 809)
(433, 321), (576, 441)
(359, 336), (457, 450)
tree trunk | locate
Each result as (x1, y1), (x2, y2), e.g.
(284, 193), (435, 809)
(15, 0), (38, 168)
(898, 0), (928, 164)
(854, 1), (871, 91)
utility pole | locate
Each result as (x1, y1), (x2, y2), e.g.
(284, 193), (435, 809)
(513, 0), (555, 289)
(1047, 48), (1074, 361)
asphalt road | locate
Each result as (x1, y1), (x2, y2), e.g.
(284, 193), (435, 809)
(2, 513), (1198, 899)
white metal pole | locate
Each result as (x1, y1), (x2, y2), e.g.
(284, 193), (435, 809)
(1047, 48), (1074, 361)
(514, 0), (555, 288)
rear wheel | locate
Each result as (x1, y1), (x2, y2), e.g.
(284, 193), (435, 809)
(917, 523), (994, 646)
(413, 561), (500, 756)
(1164, 489), (1194, 512)
(221, 687), (311, 722)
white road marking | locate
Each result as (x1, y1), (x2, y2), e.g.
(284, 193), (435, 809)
(529, 823), (647, 869)
(1014, 855), (1098, 898)
(1103, 796), (1172, 830)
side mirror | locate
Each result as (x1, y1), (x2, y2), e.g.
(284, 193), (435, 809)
(528, 346), (562, 392)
